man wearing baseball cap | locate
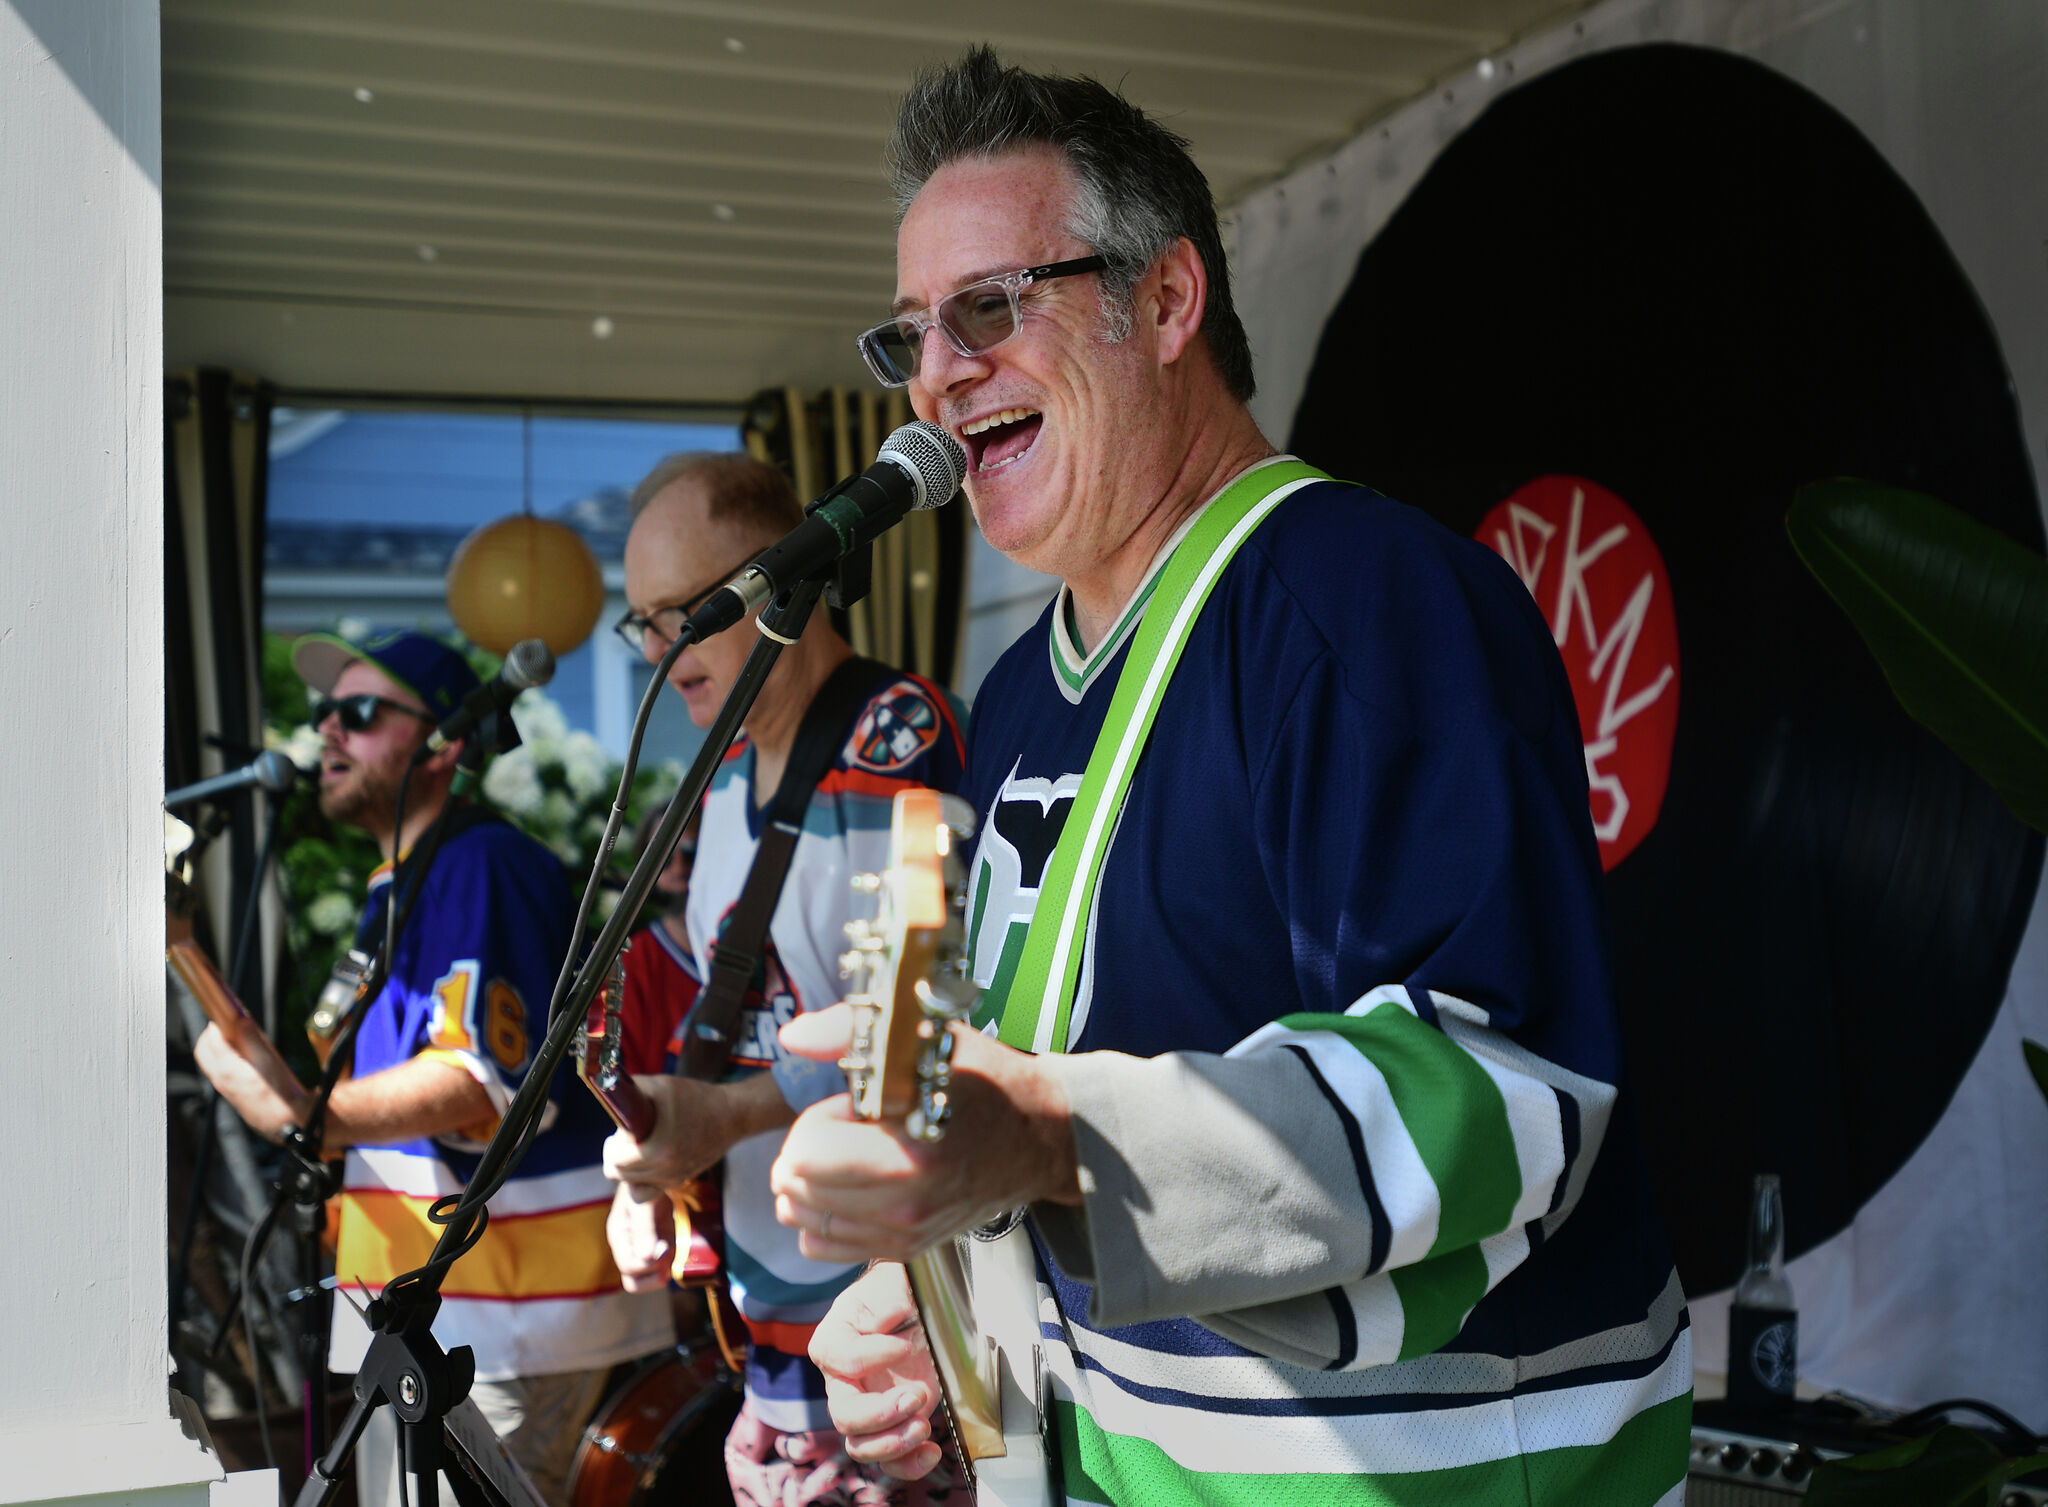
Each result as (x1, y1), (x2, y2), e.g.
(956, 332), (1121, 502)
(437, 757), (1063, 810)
(195, 629), (670, 1507)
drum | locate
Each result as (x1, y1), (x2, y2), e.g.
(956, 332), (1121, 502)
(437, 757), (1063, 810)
(566, 1338), (743, 1507)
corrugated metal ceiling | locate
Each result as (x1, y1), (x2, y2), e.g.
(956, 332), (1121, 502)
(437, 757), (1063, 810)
(162, 0), (1586, 404)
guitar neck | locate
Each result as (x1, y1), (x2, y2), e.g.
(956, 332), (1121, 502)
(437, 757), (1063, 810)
(583, 1061), (657, 1141)
(577, 943), (659, 1141)
(166, 936), (257, 1049)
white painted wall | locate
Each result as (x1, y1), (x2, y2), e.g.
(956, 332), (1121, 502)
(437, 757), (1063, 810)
(0, 2), (218, 1501)
(1227, 0), (2048, 1424)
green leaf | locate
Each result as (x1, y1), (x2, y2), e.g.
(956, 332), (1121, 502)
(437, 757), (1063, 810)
(2025, 1039), (2048, 1111)
(1806, 1425), (2008, 1507)
(1787, 480), (2048, 834)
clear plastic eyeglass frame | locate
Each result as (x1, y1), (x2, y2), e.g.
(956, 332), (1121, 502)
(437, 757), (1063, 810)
(855, 255), (1106, 388)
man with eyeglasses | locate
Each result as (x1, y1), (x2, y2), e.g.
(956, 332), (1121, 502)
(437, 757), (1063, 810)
(600, 452), (967, 1506)
(768, 47), (1690, 1507)
(194, 629), (670, 1507)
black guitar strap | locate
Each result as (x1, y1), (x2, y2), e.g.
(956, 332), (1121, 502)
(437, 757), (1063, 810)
(677, 655), (899, 1080)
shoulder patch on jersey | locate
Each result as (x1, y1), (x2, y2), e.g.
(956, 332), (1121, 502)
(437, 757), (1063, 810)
(846, 680), (942, 773)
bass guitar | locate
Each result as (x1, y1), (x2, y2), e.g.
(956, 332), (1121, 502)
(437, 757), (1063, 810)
(839, 788), (1057, 1507)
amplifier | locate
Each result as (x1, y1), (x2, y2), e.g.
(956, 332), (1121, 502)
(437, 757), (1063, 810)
(1689, 1423), (2048, 1506)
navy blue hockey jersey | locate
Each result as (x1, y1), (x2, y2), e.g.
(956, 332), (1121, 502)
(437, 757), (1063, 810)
(961, 473), (1689, 1504)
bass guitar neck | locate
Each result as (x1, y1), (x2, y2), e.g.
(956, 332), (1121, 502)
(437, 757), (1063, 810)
(841, 789), (1057, 1506)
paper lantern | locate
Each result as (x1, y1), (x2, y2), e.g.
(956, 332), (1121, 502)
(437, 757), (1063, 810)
(446, 514), (603, 656)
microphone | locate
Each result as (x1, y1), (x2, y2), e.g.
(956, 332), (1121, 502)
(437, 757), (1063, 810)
(421, 638), (555, 755)
(683, 421), (967, 640)
(165, 749), (300, 811)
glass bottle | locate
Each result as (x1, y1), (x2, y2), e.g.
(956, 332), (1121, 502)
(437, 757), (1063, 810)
(1726, 1172), (1797, 1410)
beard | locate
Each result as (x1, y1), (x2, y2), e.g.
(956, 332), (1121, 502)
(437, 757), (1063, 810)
(318, 748), (407, 833)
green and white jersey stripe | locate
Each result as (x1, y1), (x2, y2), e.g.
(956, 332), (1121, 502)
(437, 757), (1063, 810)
(1029, 988), (1686, 1505)
(1228, 986), (1618, 1369)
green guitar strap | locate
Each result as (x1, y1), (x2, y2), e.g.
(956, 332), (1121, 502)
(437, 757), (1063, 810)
(996, 458), (1328, 1056)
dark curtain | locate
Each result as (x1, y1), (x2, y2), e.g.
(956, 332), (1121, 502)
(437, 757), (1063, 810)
(164, 368), (277, 1028)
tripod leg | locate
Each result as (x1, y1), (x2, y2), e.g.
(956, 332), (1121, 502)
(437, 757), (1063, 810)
(293, 1383), (382, 1507)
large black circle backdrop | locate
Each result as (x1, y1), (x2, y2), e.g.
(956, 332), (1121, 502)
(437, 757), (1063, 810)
(1289, 44), (2044, 1295)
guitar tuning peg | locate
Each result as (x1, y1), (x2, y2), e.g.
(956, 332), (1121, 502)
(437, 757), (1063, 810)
(839, 951), (865, 979)
(849, 872), (882, 894)
(843, 918), (872, 941)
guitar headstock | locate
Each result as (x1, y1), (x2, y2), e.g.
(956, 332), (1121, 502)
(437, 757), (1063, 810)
(841, 789), (981, 1141)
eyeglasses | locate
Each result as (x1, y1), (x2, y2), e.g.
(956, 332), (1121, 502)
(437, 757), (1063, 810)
(855, 255), (1107, 388)
(311, 693), (432, 734)
(613, 559), (755, 652)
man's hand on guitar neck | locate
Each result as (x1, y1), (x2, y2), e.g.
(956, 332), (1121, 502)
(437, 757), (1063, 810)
(598, 1070), (794, 1190)
(767, 1003), (1083, 1264)
(808, 1261), (947, 1480)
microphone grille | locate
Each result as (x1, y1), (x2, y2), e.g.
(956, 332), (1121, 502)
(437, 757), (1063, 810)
(878, 420), (967, 511)
(504, 638), (557, 690)
(254, 749), (300, 796)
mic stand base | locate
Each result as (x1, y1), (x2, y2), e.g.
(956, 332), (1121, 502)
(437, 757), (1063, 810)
(294, 1298), (545, 1507)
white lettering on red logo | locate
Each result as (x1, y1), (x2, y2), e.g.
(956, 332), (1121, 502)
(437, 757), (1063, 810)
(1476, 476), (1680, 871)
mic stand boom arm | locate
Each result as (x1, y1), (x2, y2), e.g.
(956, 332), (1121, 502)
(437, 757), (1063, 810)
(291, 576), (828, 1507)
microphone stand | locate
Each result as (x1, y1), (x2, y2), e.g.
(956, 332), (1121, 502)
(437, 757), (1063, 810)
(292, 575), (832, 1507)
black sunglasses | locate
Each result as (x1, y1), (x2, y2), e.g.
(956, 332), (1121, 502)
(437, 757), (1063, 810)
(312, 693), (432, 734)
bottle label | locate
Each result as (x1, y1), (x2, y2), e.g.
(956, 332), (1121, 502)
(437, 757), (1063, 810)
(1728, 1305), (1797, 1404)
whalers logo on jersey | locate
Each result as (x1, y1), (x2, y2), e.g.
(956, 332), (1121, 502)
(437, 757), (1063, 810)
(964, 762), (1083, 1032)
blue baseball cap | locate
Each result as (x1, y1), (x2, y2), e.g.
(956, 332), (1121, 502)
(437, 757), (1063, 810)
(292, 629), (481, 723)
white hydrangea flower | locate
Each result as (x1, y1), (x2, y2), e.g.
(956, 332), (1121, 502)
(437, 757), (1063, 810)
(483, 748), (545, 817)
(510, 690), (570, 746)
(539, 789), (579, 830)
(590, 887), (622, 924)
(560, 731), (610, 801)
(306, 890), (355, 936)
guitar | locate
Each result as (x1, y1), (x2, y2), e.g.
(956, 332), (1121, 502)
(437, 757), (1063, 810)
(165, 828), (263, 1051)
(575, 942), (726, 1291)
(839, 788), (1057, 1507)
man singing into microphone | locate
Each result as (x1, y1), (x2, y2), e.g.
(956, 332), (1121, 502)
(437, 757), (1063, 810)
(194, 629), (670, 1507)
(599, 453), (967, 1506)
(768, 48), (1689, 1507)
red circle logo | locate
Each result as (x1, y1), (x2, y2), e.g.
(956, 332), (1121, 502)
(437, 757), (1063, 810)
(1475, 476), (1680, 871)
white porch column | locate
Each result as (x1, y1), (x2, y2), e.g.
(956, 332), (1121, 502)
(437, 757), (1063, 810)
(0, 3), (218, 1503)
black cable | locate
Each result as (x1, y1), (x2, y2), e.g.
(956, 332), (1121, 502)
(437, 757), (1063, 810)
(1892, 1398), (2043, 1453)
(386, 594), (811, 1302)
(545, 626), (696, 1018)
(413, 626), (700, 1271)
(239, 1183), (289, 1476)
